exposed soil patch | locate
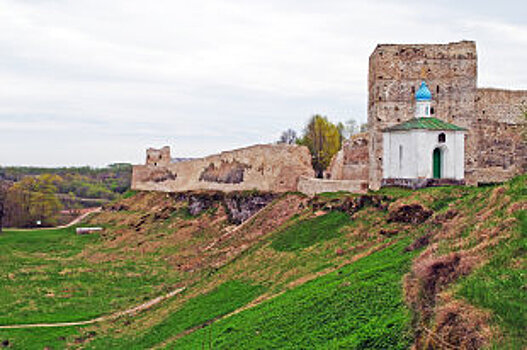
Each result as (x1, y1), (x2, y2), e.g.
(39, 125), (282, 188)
(310, 194), (390, 216)
(404, 248), (484, 349)
(405, 233), (432, 252)
(224, 193), (276, 225)
(423, 300), (492, 350)
(388, 203), (433, 224)
(432, 209), (458, 224)
(379, 229), (398, 237)
(410, 252), (477, 312)
(187, 192), (223, 216)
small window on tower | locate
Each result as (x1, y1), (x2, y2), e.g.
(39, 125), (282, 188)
(438, 133), (446, 143)
(430, 107), (435, 114)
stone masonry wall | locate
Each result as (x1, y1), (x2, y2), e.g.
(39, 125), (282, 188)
(368, 41), (478, 189)
(297, 176), (368, 196)
(132, 144), (315, 193)
(327, 132), (369, 181)
(473, 88), (527, 183)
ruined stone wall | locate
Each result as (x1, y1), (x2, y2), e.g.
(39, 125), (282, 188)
(368, 41), (478, 189)
(327, 133), (369, 181)
(473, 88), (527, 183)
(146, 146), (171, 166)
(132, 144), (315, 193)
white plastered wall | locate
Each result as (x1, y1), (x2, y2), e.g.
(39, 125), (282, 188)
(383, 130), (465, 179)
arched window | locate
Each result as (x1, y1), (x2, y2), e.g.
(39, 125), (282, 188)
(430, 107), (435, 115)
(438, 133), (446, 143)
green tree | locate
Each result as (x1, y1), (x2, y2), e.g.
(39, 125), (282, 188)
(297, 115), (342, 178)
(5, 174), (63, 227)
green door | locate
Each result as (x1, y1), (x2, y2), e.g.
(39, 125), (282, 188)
(433, 148), (442, 179)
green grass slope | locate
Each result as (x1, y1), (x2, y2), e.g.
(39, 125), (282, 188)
(0, 175), (524, 349)
(169, 239), (416, 349)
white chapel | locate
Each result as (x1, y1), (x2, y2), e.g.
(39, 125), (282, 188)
(382, 81), (466, 184)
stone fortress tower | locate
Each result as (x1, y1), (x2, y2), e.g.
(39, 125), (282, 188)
(367, 40), (527, 189)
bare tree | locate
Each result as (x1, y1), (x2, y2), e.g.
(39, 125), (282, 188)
(339, 119), (366, 139)
(277, 129), (298, 145)
(359, 122), (369, 133)
(0, 181), (7, 233)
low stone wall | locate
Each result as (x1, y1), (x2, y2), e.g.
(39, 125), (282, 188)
(297, 176), (368, 196)
(132, 144), (315, 193)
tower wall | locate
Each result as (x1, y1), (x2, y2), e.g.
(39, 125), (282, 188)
(473, 88), (527, 183)
(146, 146), (171, 166)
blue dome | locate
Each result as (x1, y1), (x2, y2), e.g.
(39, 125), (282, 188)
(415, 81), (432, 101)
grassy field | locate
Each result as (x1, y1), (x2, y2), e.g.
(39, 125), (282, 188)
(0, 225), (185, 349)
(87, 281), (265, 349)
(0, 176), (524, 349)
(0, 227), (182, 325)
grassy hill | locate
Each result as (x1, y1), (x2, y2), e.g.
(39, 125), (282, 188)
(0, 175), (524, 349)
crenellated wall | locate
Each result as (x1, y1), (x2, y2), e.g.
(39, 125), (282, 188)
(132, 144), (315, 193)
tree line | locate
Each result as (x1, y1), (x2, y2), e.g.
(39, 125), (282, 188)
(0, 164), (133, 230)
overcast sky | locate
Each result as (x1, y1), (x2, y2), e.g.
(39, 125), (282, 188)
(1, 0), (526, 166)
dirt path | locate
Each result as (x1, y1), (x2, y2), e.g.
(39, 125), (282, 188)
(58, 207), (102, 228)
(5, 207), (102, 232)
(0, 287), (186, 329)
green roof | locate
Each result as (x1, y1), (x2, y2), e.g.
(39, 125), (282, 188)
(384, 117), (467, 132)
